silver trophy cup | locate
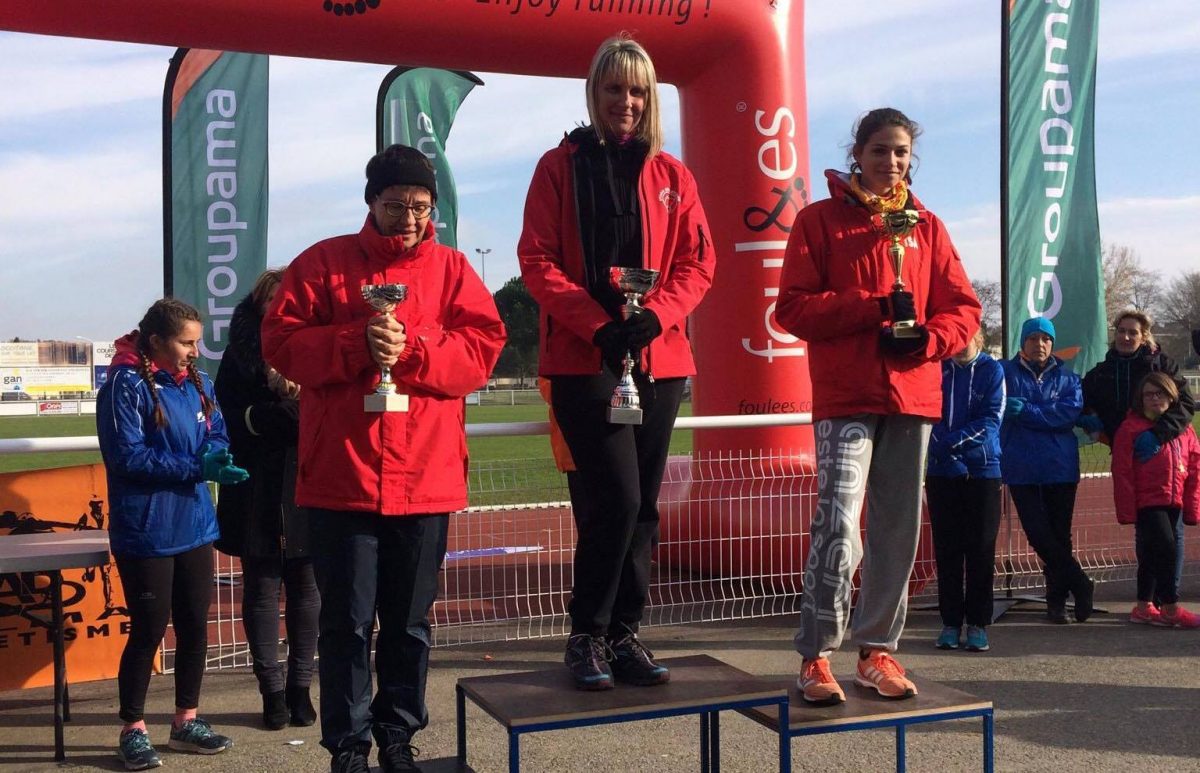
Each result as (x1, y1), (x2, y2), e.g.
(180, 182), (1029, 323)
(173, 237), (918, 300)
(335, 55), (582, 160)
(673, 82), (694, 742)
(874, 209), (922, 338)
(606, 267), (660, 425)
(361, 283), (410, 412)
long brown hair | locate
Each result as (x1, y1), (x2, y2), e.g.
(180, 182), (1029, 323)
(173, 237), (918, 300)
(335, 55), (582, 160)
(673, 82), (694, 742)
(135, 298), (210, 429)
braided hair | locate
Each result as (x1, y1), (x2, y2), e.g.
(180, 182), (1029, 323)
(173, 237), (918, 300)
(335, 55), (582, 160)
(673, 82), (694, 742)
(135, 298), (210, 429)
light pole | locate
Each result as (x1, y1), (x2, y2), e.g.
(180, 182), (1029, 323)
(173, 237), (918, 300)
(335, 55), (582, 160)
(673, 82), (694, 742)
(474, 248), (491, 286)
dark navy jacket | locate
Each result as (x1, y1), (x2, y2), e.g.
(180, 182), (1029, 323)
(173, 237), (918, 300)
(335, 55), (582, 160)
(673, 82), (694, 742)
(97, 366), (228, 558)
(927, 352), (1005, 479)
(999, 354), (1082, 485)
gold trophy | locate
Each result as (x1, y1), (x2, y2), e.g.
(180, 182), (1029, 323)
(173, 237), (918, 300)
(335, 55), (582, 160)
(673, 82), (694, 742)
(874, 209), (922, 338)
(606, 267), (660, 425)
(361, 283), (410, 412)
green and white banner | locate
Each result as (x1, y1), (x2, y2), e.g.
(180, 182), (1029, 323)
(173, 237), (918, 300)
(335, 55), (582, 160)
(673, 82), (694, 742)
(1005, 0), (1105, 372)
(377, 68), (481, 250)
(164, 49), (269, 375)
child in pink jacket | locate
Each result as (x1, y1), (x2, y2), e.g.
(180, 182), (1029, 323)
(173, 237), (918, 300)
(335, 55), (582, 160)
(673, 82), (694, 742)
(1112, 371), (1200, 628)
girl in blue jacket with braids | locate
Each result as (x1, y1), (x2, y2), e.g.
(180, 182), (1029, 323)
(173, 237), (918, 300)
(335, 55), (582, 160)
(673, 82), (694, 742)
(97, 298), (248, 771)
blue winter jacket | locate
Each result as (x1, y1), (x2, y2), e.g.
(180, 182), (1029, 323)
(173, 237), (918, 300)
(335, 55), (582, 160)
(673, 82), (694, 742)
(927, 352), (1005, 479)
(999, 355), (1082, 485)
(97, 366), (228, 558)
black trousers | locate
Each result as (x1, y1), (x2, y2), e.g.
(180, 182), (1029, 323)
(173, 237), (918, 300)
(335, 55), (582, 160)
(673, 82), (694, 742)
(925, 476), (1002, 628)
(550, 373), (685, 637)
(241, 555), (319, 694)
(114, 543), (213, 723)
(1008, 482), (1089, 605)
(309, 509), (448, 754)
(1136, 507), (1182, 605)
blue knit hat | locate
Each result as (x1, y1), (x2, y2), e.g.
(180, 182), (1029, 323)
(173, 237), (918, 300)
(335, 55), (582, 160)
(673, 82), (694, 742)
(1020, 316), (1056, 343)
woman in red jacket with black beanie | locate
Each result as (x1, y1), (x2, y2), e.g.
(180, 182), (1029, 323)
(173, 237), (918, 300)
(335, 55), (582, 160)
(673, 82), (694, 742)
(776, 108), (980, 706)
(518, 33), (715, 691)
(263, 145), (505, 773)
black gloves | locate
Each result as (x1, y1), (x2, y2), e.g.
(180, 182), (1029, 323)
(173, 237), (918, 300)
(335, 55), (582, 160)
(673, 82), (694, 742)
(879, 325), (930, 358)
(621, 308), (662, 352)
(878, 290), (916, 325)
(593, 321), (628, 373)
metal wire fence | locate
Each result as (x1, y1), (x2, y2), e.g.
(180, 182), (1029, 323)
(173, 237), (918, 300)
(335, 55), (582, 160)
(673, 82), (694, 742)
(185, 443), (1198, 672)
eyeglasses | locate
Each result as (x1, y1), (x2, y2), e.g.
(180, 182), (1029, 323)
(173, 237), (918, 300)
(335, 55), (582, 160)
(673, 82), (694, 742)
(380, 201), (432, 219)
(1141, 389), (1168, 401)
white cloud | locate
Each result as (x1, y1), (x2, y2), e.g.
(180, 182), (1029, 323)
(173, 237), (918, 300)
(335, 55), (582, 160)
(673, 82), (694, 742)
(1098, 195), (1199, 280)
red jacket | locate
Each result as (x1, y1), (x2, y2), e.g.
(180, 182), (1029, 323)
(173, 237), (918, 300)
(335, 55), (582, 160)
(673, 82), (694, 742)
(775, 170), (980, 420)
(1111, 411), (1200, 525)
(261, 217), (506, 515)
(517, 137), (715, 377)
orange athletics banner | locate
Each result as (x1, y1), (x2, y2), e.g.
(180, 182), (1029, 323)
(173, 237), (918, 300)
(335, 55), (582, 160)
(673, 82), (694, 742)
(0, 464), (143, 689)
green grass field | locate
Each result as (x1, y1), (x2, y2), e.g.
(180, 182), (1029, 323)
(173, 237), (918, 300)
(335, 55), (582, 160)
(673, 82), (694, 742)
(0, 403), (695, 475)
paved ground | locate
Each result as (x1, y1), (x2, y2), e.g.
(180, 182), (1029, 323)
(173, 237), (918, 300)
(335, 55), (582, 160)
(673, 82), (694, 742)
(2, 578), (1198, 773)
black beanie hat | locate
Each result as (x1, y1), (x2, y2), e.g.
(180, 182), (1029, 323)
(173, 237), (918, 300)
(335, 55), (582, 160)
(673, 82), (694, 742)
(364, 144), (438, 205)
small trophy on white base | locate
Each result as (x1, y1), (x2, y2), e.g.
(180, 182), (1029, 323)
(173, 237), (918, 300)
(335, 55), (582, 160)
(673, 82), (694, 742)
(361, 283), (409, 413)
(606, 267), (660, 425)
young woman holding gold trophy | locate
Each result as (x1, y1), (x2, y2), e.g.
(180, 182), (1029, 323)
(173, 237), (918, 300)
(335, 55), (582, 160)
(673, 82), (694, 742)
(776, 108), (980, 705)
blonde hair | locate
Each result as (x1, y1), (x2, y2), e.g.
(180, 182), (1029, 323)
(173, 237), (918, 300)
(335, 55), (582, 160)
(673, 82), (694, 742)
(1112, 309), (1156, 349)
(585, 33), (663, 158)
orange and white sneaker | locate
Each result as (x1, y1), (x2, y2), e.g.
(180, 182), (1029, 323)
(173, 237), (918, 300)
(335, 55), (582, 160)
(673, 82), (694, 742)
(1158, 605), (1200, 629)
(855, 650), (918, 699)
(797, 657), (845, 705)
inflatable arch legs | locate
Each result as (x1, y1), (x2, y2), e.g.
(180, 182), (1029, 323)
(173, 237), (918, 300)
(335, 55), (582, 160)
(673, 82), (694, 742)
(2, 0), (823, 581)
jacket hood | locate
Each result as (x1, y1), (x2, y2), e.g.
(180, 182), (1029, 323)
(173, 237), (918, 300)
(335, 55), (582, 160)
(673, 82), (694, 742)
(357, 213), (436, 266)
(1103, 342), (1159, 362)
(823, 168), (926, 210)
(561, 125), (650, 155)
(107, 329), (187, 384)
(107, 331), (141, 377)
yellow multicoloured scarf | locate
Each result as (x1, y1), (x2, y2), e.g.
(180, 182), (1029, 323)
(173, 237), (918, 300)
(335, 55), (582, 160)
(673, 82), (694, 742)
(848, 173), (908, 213)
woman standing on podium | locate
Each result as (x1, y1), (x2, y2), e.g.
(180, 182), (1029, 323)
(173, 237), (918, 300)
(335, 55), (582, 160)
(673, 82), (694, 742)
(98, 298), (248, 770)
(776, 108), (980, 705)
(518, 33), (715, 691)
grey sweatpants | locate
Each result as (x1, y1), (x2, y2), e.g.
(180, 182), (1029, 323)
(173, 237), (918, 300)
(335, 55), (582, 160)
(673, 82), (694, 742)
(794, 414), (931, 660)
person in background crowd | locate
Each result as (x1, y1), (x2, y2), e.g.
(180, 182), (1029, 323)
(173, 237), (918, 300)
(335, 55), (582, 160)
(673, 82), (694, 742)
(97, 298), (247, 770)
(517, 33), (715, 692)
(775, 107), (980, 705)
(1111, 372), (1200, 628)
(262, 144), (505, 773)
(1079, 310), (1195, 613)
(925, 329), (1005, 653)
(215, 268), (318, 731)
(1001, 317), (1093, 625)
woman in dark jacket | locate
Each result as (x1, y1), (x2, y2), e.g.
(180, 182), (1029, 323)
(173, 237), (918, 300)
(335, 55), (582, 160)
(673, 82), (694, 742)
(1079, 310), (1195, 611)
(215, 268), (318, 730)
(1080, 310), (1194, 449)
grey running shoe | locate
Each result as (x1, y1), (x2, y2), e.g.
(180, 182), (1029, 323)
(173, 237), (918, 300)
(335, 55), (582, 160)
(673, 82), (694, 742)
(117, 728), (162, 771)
(167, 717), (233, 754)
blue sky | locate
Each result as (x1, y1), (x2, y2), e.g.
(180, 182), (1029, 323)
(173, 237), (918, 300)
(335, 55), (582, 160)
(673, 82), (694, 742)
(1, 1), (1197, 341)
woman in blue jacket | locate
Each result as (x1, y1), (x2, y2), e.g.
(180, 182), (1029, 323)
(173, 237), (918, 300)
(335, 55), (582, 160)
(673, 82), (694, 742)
(97, 298), (248, 771)
(926, 329), (1005, 652)
(1000, 317), (1093, 625)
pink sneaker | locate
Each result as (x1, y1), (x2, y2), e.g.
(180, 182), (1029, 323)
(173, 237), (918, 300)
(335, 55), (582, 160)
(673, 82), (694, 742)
(1158, 606), (1200, 629)
(1129, 604), (1161, 625)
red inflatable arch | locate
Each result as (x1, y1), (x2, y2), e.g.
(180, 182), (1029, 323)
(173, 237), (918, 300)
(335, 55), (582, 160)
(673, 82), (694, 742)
(1, 1), (824, 580)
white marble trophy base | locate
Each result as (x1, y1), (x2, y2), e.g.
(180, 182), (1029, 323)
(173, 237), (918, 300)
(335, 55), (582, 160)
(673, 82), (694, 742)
(606, 405), (643, 425)
(365, 392), (409, 412)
